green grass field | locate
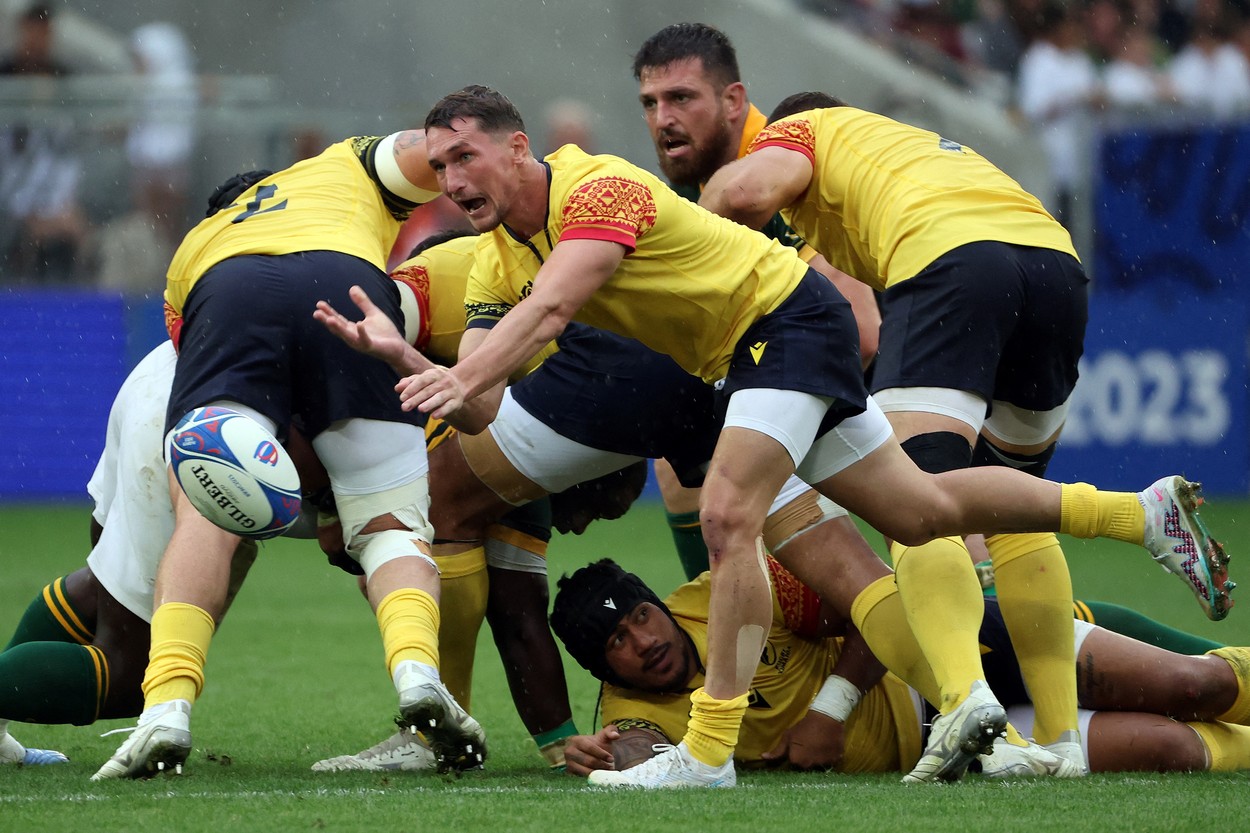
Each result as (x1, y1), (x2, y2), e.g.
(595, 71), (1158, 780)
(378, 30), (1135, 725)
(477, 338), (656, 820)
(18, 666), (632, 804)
(2, 499), (1248, 832)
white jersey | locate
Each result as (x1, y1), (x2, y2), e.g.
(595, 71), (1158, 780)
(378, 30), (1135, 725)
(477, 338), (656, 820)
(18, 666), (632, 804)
(85, 342), (178, 622)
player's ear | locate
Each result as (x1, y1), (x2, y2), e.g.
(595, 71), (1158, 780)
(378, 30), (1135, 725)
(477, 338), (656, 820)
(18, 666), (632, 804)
(722, 81), (747, 121)
(509, 130), (531, 163)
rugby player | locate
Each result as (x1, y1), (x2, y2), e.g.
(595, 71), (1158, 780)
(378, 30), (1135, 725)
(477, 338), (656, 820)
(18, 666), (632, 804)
(94, 132), (487, 780)
(698, 90), (1234, 780)
(553, 560), (1250, 779)
(631, 22), (879, 580)
(321, 84), (1226, 788)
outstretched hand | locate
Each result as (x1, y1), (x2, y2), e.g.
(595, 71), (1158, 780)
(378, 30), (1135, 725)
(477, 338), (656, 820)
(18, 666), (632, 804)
(396, 365), (468, 419)
(313, 285), (409, 368)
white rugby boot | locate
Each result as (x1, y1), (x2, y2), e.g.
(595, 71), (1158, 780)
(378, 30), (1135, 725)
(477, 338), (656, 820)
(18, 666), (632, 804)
(1139, 476), (1234, 621)
(394, 661), (486, 771)
(975, 734), (1085, 778)
(1044, 730), (1089, 776)
(588, 742), (736, 789)
(91, 699), (192, 780)
(311, 729), (437, 773)
(903, 680), (1007, 783)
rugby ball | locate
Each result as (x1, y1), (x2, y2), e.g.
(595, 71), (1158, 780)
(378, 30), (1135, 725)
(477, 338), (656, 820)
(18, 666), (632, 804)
(168, 406), (302, 539)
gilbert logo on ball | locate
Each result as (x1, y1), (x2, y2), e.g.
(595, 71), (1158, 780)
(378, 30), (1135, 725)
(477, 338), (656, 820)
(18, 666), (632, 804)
(169, 406), (302, 539)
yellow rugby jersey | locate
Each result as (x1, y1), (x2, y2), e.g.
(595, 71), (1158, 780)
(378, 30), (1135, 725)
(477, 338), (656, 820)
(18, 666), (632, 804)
(465, 145), (808, 383)
(749, 108), (1079, 291)
(390, 235), (553, 375)
(165, 137), (441, 320)
(599, 568), (922, 772)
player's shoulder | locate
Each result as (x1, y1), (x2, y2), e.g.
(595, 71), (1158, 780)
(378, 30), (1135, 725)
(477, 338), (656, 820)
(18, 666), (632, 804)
(663, 575), (712, 624)
(548, 144), (656, 186)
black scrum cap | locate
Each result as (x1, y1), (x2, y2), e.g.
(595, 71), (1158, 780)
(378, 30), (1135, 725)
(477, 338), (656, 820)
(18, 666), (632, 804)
(550, 558), (671, 687)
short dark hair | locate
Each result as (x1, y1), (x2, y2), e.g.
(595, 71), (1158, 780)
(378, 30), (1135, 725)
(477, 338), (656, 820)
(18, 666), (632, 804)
(768, 91), (848, 124)
(424, 85), (526, 134)
(550, 460), (647, 535)
(631, 22), (740, 88)
(408, 228), (476, 260)
(204, 169), (274, 217)
(550, 558), (673, 686)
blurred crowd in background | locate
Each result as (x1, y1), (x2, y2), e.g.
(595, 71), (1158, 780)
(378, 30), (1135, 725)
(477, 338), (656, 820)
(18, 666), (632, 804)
(2, 0), (1248, 289)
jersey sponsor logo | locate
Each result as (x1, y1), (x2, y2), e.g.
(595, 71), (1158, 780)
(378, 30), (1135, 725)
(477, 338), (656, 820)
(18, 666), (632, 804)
(750, 341), (767, 365)
(759, 642), (792, 674)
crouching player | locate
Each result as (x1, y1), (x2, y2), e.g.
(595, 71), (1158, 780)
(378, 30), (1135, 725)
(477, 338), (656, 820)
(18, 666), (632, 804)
(94, 132), (485, 780)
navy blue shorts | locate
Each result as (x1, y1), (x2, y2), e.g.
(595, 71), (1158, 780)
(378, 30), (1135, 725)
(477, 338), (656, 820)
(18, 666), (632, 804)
(871, 242), (1089, 411)
(722, 268), (869, 431)
(168, 251), (423, 439)
(508, 323), (719, 488)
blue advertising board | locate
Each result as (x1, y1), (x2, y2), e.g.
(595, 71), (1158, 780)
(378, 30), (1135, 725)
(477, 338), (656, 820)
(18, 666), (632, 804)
(1049, 120), (1250, 495)
(1046, 293), (1248, 494)
(0, 291), (165, 501)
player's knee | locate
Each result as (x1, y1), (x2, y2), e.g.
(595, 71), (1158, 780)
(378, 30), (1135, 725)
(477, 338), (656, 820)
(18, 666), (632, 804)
(971, 437), (1057, 478)
(336, 482), (437, 579)
(698, 501), (762, 558)
(899, 431), (973, 474)
(1167, 657), (1235, 721)
(883, 492), (961, 546)
(355, 526), (439, 579)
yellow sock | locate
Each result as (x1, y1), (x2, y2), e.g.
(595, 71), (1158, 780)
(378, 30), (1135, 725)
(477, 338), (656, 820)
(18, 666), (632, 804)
(1059, 483), (1144, 545)
(1209, 647), (1250, 724)
(893, 537), (986, 712)
(376, 588), (440, 676)
(988, 533), (1078, 745)
(851, 575), (939, 705)
(433, 546), (489, 710)
(1188, 721), (1250, 770)
(684, 687), (748, 767)
(141, 602), (216, 708)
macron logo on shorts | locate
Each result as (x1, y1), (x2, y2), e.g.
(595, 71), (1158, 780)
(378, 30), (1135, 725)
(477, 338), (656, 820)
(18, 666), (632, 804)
(750, 341), (767, 365)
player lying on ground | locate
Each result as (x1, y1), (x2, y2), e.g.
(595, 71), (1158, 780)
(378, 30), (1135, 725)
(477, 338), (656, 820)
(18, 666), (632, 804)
(552, 559), (1250, 781)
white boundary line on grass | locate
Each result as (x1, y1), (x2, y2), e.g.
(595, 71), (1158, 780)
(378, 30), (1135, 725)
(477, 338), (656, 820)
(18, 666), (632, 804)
(0, 777), (1169, 804)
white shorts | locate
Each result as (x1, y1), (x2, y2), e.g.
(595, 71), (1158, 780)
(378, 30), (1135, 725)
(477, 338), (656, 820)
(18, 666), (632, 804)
(85, 341), (178, 623)
(487, 389), (641, 494)
(488, 389), (814, 517)
(723, 389), (894, 485)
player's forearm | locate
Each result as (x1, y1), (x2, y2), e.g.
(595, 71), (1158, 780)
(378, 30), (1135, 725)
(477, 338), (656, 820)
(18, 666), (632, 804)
(457, 307), (568, 399)
(391, 340), (438, 378)
(819, 628), (886, 713)
(700, 167), (778, 230)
